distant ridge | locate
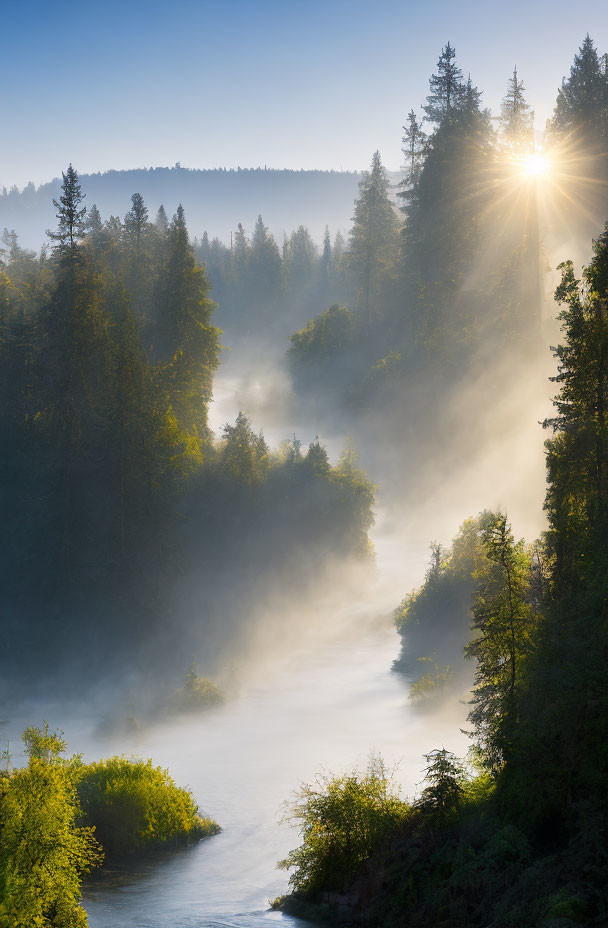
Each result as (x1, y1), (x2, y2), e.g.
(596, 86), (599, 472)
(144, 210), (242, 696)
(0, 166), (404, 250)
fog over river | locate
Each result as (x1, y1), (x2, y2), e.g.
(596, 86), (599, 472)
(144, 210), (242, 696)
(16, 342), (542, 927)
(80, 609), (469, 928)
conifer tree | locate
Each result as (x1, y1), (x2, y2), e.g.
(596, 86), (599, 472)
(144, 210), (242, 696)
(154, 205), (220, 442)
(398, 110), (427, 206)
(321, 226), (331, 273)
(544, 223), (608, 582)
(500, 67), (534, 143)
(505, 224), (608, 830)
(552, 35), (608, 140)
(233, 222), (248, 269)
(220, 411), (269, 484)
(248, 214), (282, 310)
(124, 193), (149, 247)
(47, 165), (86, 258)
(466, 514), (534, 771)
(423, 42), (465, 125)
(84, 204), (108, 254)
(286, 226), (318, 295)
(348, 151), (399, 324)
(156, 204), (169, 234)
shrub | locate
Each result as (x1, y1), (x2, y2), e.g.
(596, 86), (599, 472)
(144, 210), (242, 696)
(168, 662), (224, 714)
(0, 741), (101, 928)
(279, 756), (409, 895)
(76, 756), (220, 858)
(408, 657), (453, 704)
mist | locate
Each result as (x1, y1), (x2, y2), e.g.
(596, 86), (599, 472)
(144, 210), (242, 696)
(1, 23), (608, 928)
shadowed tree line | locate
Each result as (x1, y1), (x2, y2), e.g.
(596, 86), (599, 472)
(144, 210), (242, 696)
(285, 37), (608, 478)
(276, 221), (608, 926)
(0, 168), (375, 700)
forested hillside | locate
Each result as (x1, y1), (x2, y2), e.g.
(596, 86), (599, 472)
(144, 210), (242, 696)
(284, 37), (608, 497)
(2, 19), (608, 928)
(276, 217), (608, 928)
(0, 167), (367, 252)
(273, 36), (608, 928)
(0, 167), (375, 704)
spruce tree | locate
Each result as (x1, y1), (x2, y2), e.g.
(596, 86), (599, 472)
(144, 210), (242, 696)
(544, 224), (608, 582)
(47, 165), (86, 258)
(84, 204), (108, 254)
(348, 151), (399, 324)
(500, 67), (534, 143)
(552, 35), (607, 140)
(466, 514), (534, 771)
(154, 205), (220, 441)
(398, 110), (427, 208)
(155, 204), (169, 235)
(248, 214), (282, 313)
(321, 226), (331, 273)
(124, 193), (149, 247)
(423, 42), (465, 125)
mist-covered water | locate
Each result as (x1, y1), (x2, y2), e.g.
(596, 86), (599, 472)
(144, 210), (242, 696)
(79, 608), (468, 928)
(24, 335), (544, 928)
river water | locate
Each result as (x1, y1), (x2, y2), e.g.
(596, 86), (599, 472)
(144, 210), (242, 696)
(74, 343), (496, 928)
(78, 601), (469, 928)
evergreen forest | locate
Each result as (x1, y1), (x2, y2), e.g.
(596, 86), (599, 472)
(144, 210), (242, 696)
(1, 25), (608, 928)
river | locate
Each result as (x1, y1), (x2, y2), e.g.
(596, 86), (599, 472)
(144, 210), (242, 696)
(77, 600), (468, 927)
(73, 339), (506, 927)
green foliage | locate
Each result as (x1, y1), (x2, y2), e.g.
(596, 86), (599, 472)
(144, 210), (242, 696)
(0, 726), (220, 926)
(289, 303), (354, 364)
(465, 514), (537, 771)
(551, 35), (608, 142)
(76, 756), (220, 859)
(168, 662), (224, 714)
(348, 152), (399, 324)
(544, 228), (608, 587)
(22, 722), (67, 762)
(279, 756), (409, 895)
(47, 164), (87, 258)
(393, 515), (492, 689)
(279, 216), (608, 928)
(328, 447), (376, 558)
(0, 168), (377, 696)
(219, 411), (269, 484)
(408, 658), (453, 704)
(502, 222), (608, 830)
(154, 204), (220, 441)
(362, 351), (401, 390)
(0, 739), (101, 928)
(415, 749), (465, 824)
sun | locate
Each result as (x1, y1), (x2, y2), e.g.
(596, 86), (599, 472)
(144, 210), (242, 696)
(523, 151), (550, 178)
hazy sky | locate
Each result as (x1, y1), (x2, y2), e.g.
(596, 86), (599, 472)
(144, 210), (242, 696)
(3, 0), (607, 189)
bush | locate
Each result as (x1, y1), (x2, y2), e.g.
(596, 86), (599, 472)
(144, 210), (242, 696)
(288, 304), (354, 364)
(0, 745), (101, 928)
(168, 662), (224, 714)
(76, 756), (220, 858)
(279, 756), (409, 895)
(408, 657), (453, 704)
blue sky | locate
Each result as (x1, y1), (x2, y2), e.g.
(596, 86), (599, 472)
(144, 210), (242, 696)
(2, 0), (607, 188)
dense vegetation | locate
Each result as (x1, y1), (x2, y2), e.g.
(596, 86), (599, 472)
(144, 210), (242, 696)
(392, 514), (491, 700)
(0, 726), (101, 928)
(2, 26), (608, 928)
(76, 756), (219, 858)
(276, 222), (608, 925)
(0, 725), (218, 926)
(0, 169), (375, 701)
(284, 37), (608, 497)
(0, 167), (362, 255)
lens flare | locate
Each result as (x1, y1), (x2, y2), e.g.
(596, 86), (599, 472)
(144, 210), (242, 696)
(523, 151), (549, 178)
